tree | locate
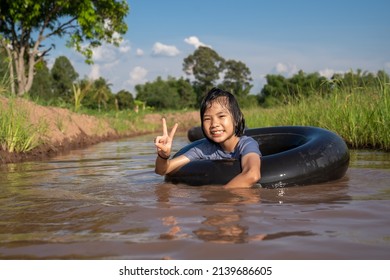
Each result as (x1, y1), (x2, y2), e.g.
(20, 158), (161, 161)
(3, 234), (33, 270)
(377, 70), (390, 85)
(135, 76), (197, 110)
(92, 77), (112, 111)
(136, 77), (180, 110)
(259, 71), (331, 106)
(183, 46), (225, 103)
(220, 59), (253, 105)
(29, 60), (53, 101)
(260, 74), (287, 105)
(116, 89), (134, 110)
(51, 56), (78, 102)
(171, 77), (196, 108)
(333, 69), (382, 91)
(288, 70), (329, 98)
(0, 0), (129, 96)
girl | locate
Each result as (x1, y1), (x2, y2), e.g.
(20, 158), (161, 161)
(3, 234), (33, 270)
(154, 88), (261, 189)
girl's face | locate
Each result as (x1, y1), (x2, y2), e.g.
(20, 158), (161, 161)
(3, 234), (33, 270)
(202, 99), (238, 151)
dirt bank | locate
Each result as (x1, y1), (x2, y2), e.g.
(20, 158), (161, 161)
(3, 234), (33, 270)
(0, 97), (199, 164)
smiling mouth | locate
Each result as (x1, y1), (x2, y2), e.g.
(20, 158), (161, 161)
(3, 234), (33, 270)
(211, 130), (224, 136)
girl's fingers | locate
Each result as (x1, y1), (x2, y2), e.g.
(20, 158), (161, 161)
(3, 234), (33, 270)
(162, 118), (168, 136)
(155, 141), (166, 152)
(155, 119), (176, 155)
(154, 136), (163, 145)
(169, 123), (178, 139)
(155, 136), (168, 152)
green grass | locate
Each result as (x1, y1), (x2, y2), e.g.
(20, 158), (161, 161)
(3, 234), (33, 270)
(0, 99), (48, 153)
(244, 80), (390, 151)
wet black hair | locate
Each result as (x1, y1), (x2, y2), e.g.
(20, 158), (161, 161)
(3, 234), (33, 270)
(200, 87), (246, 138)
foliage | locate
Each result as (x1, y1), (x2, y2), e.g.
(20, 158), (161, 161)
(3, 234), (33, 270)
(183, 46), (225, 103)
(51, 56), (79, 102)
(219, 59), (253, 106)
(245, 74), (390, 150)
(91, 77), (112, 111)
(0, 47), (12, 95)
(0, 99), (47, 152)
(29, 60), (53, 100)
(183, 46), (255, 107)
(173, 77), (197, 108)
(0, 0), (129, 95)
(0, 48), (8, 85)
(258, 69), (390, 107)
(135, 76), (196, 110)
(116, 90), (135, 110)
(259, 70), (331, 106)
(72, 79), (93, 112)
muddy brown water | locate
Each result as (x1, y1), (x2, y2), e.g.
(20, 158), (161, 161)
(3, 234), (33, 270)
(0, 134), (389, 260)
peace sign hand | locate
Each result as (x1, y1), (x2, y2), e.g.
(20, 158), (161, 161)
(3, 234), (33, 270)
(154, 118), (178, 159)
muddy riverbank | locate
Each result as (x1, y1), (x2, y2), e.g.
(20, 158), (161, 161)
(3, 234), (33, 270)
(0, 97), (199, 164)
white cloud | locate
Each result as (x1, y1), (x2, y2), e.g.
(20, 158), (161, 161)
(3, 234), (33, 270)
(152, 42), (180, 57)
(92, 45), (116, 62)
(184, 36), (211, 49)
(274, 62), (298, 76)
(319, 68), (336, 79)
(89, 64), (100, 80)
(119, 40), (131, 53)
(91, 40), (130, 62)
(127, 66), (148, 86)
(136, 48), (144, 56)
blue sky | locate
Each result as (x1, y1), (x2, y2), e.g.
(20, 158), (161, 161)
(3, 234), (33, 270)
(50, 0), (390, 94)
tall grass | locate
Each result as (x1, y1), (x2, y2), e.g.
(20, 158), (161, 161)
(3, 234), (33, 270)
(244, 78), (390, 151)
(0, 99), (47, 153)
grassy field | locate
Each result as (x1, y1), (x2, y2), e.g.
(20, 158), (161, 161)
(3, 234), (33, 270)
(244, 80), (389, 150)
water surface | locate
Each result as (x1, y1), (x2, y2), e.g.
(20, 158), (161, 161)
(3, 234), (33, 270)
(0, 134), (389, 259)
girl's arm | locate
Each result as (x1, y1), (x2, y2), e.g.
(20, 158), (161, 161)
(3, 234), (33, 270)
(223, 153), (261, 189)
(155, 154), (190, 175)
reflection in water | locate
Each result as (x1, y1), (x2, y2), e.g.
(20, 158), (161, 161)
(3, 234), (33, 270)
(155, 183), (351, 244)
(194, 188), (265, 244)
(156, 186), (267, 243)
(0, 135), (389, 259)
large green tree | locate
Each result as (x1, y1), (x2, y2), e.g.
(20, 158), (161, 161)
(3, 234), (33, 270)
(220, 59), (253, 102)
(0, 0), (129, 96)
(183, 46), (225, 103)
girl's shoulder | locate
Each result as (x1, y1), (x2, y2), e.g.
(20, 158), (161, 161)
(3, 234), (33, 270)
(237, 136), (261, 156)
(238, 135), (257, 145)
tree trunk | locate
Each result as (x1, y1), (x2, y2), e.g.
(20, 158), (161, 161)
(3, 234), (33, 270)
(14, 35), (43, 96)
(15, 46), (26, 96)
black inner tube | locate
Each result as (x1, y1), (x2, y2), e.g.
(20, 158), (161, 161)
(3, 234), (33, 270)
(167, 126), (349, 188)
